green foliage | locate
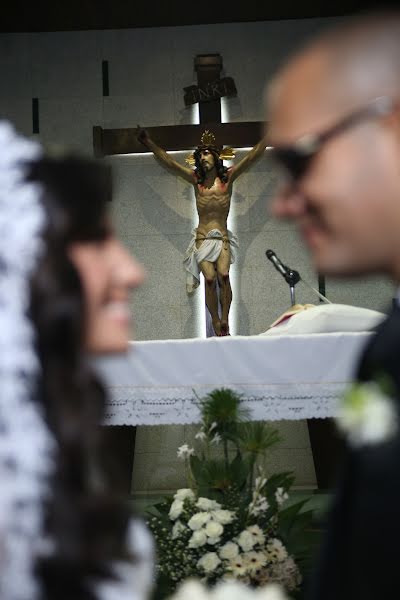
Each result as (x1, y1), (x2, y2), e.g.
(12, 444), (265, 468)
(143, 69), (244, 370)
(147, 387), (319, 598)
(277, 501), (320, 572)
(190, 453), (250, 498)
(235, 421), (282, 456)
(200, 387), (250, 430)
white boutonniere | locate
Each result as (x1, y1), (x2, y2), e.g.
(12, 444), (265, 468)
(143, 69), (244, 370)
(336, 379), (398, 447)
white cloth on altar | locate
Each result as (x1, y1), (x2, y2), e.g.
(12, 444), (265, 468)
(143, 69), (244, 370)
(183, 228), (238, 293)
(94, 332), (373, 425)
(262, 303), (385, 336)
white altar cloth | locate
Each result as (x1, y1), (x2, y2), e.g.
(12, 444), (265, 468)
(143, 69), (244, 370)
(98, 332), (372, 426)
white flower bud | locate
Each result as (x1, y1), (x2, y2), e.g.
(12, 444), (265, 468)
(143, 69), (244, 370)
(169, 499), (184, 521)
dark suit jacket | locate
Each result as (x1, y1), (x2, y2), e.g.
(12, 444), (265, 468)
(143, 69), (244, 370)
(309, 307), (400, 600)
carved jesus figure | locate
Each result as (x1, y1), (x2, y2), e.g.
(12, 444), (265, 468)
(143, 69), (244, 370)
(137, 128), (267, 336)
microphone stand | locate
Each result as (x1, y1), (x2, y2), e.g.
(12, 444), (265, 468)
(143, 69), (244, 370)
(283, 268), (301, 306)
(266, 251), (331, 306)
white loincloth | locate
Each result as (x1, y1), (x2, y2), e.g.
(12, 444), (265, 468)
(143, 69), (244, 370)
(183, 228), (238, 293)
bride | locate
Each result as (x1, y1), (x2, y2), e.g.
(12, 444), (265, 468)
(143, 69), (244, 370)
(0, 122), (152, 600)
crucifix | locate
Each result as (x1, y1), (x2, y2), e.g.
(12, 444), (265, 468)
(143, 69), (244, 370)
(94, 54), (263, 157)
(94, 53), (335, 492)
(94, 54), (266, 337)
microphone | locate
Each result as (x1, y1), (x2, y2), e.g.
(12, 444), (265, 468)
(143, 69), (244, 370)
(266, 249), (301, 287)
(266, 249), (330, 303)
(266, 249), (289, 277)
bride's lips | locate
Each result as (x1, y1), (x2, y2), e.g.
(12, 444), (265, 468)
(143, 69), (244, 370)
(103, 301), (131, 324)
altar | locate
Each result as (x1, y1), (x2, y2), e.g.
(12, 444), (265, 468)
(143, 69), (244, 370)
(99, 331), (372, 426)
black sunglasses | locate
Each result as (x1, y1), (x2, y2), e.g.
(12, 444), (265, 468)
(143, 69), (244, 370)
(270, 96), (395, 182)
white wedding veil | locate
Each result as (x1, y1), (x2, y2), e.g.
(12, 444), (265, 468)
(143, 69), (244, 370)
(0, 122), (55, 600)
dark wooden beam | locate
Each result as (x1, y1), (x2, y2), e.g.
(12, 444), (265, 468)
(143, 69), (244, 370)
(93, 126), (104, 158)
(93, 121), (265, 157)
(195, 54), (222, 124)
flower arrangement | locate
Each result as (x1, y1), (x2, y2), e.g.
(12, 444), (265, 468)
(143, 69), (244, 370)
(147, 389), (318, 599)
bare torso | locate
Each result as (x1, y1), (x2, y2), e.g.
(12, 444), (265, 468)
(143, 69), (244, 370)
(194, 175), (232, 237)
(137, 127), (266, 336)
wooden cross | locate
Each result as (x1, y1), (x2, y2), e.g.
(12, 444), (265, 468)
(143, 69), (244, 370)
(93, 53), (263, 158)
(94, 55), (332, 490)
(93, 54), (266, 494)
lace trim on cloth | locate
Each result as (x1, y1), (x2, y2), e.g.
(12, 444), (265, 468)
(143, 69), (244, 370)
(0, 122), (55, 600)
(103, 382), (346, 425)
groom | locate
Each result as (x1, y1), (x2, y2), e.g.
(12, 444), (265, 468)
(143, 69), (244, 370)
(265, 12), (400, 600)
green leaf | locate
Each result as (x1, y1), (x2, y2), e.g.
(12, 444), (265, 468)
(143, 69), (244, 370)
(236, 421), (282, 456)
(277, 497), (320, 574)
(265, 472), (295, 496)
(200, 388), (250, 432)
(189, 454), (204, 486)
(229, 452), (251, 488)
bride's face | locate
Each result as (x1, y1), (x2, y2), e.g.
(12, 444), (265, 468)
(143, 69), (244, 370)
(68, 229), (145, 353)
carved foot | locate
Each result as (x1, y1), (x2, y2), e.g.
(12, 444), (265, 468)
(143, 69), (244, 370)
(220, 321), (230, 336)
(212, 319), (221, 336)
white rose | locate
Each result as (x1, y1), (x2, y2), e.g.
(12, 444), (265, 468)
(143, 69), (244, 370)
(207, 536), (221, 545)
(171, 520), (186, 539)
(189, 529), (208, 548)
(169, 499), (184, 521)
(188, 512), (211, 530)
(237, 530), (256, 552)
(219, 542), (240, 560)
(212, 509), (235, 524)
(196, 497), (221, 511)
(197, 552), (221, 573)
(337, 381), (399, 448)
(205, 520), (224, 539)
(174, 488), (195, 502)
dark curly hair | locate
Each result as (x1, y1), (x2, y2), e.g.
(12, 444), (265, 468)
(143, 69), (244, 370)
(27, 156), (133, 600)
(193, 146), (229, 184)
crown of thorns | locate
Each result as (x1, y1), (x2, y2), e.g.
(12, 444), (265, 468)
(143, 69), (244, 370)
(185, 130), (236, 166)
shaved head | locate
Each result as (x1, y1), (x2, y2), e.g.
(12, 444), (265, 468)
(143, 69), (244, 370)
(265, 12), (400, 281)
(267, 13), (400, 142)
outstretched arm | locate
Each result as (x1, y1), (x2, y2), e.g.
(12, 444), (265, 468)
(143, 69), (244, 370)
(229, 137), (268, 183)
(137, 126), (194, 184)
